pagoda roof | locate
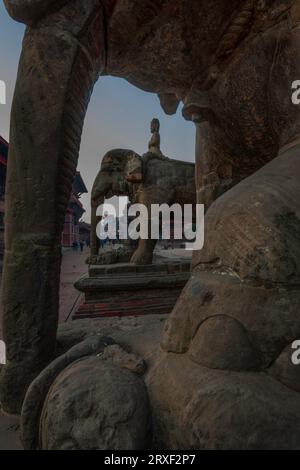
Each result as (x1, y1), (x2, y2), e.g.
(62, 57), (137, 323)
(70, 193), (84, 209)
(74, 171), (88, 195)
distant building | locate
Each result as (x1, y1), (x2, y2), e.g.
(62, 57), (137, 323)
(79, 221), (91, 246)
(62, 172), (88, 248)
(0, 136), (8, 264)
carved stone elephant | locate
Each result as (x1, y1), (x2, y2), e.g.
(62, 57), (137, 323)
(90, 149), (195, 265)
(2, 0), (300, 450)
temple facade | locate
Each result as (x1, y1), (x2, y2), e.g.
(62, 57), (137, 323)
(61, 171), (88, 248)
(79, 221), (91, 245)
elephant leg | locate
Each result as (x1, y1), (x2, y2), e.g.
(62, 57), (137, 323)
(130, 239), (157, 265)
(195, 122), (234, 209)
(90, 204), (99, 256)
(0, 1), (106, 413)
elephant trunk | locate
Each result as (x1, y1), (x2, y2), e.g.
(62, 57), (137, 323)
(0, 2), (107, 413)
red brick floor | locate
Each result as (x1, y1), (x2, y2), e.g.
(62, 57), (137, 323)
(59, 247), (89, 323)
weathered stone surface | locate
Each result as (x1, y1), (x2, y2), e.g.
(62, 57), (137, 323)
(188, 315), (261, 371)
(21, 336), (115, 450)
(56, 314), (167, 369)
(1, 0), (109, 413)
(87, 246), (136, 266)
(147, 353), (300, 450)
(0, 240), (62, 414)
(76, 270), (189, 293)
(21, 329), (151, 450)
(162, 271), (300, 368)
(268, 343), (300, 394)
(39, 358), (151, 450)
(0, 406), (22, 450)
(193, 148), (300, 285)
(21, 318), (156, 449)
(3, 0), (71, 25)
(99, 344), (146, 375)
(88, 258), (191, 276)
(157, 93), (180, 116)
(162, 148), (300, 368)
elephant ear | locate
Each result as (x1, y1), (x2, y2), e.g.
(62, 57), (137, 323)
(125, 152), (143, 183)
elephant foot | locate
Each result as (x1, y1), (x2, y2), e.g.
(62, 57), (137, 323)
(149, 269), (300, 449)
(87, 246), (136, 265)
(147, 352), (300, 449)
(130, 248), (154, 265)
(151, 270), (300, 449)
(21, 337), (151, 450)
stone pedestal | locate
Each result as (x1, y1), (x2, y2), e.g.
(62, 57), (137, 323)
(73, 259), (191, 320)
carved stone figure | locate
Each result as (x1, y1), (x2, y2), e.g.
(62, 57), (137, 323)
(90, 149), (195, 265)
(148, 118), (163, 157)
(2, 0), (300, 451)
(87, 244), (137, 266)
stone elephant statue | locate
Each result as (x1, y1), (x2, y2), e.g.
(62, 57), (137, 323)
(2, 0), (300, 451)
(90, 149), (196, 265)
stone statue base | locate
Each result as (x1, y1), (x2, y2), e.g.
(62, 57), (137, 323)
(74, 257), (191, 320)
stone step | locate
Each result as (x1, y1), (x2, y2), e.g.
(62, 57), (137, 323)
(75, 271), (190, 294)
(89, 260), (191, 277)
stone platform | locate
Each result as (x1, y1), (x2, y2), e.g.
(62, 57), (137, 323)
(73, 259), (191, 320)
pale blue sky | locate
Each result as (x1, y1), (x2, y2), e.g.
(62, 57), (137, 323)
(0, 2), (195, 221)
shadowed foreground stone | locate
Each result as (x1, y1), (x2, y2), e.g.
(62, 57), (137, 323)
(188, 315), (261, 371)
(147, 353), (300, 450)
(39, 358), (151, 450)
(21, 335), (115, 450)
